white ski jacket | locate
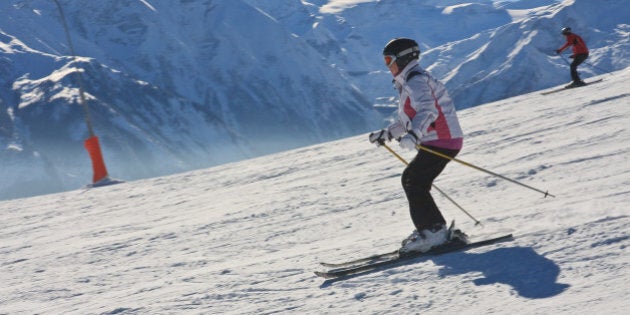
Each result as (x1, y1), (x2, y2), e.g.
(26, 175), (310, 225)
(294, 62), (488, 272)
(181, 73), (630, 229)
(391, 60), (463, 150)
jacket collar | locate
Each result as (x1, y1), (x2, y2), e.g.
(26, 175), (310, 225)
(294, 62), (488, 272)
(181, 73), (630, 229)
(394, 59), (420, 85)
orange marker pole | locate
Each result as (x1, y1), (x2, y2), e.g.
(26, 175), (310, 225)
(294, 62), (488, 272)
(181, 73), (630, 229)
(84, 136), (109, 184)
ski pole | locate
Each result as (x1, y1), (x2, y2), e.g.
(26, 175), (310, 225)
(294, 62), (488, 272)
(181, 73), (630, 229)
(560, 54), (610, 76)
(583, 61), (612, 76)
(416, 144), (555, 198)
(381, 143), (482, 226)
(559, 54), (571, 66)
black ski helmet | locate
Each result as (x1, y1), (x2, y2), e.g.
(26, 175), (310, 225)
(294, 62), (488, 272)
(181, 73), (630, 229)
(382, 38), (420, 68)
(561, 27), (571, 35)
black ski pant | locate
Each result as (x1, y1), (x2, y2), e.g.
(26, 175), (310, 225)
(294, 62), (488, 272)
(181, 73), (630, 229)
(401, 146), (460, 232)
(570, 53), (588, 83)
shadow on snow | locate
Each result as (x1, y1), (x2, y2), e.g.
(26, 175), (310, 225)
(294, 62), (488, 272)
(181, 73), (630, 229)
(320, 246), (569, 299)
(431, 246), (569, 299)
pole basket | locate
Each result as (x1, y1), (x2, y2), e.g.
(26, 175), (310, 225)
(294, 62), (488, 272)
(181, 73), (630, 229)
(84, 135), (109, 184)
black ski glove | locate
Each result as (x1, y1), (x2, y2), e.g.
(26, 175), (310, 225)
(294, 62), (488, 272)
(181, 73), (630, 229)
(369, 129), (391, 146)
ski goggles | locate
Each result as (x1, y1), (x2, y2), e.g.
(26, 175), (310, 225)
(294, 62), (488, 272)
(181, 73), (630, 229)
(383, 54), (397, 67)
(383, 46), (420, 67)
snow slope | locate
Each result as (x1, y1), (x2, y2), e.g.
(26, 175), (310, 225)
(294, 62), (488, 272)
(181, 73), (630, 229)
(1, 68), (628, 313)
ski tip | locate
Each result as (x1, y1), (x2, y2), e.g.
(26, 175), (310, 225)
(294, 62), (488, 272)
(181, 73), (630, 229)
(314, 271), (335, 279)
(319, 261), (343, 268)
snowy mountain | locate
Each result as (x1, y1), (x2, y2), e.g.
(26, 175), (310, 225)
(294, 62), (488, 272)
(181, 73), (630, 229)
(248, 0), (629, 109)
(1, 68), (628, 314)
(0, 0), (380, 200)
(1, 0), (629, 200)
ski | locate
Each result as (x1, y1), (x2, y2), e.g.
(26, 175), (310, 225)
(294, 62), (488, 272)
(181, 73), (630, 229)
(320, 221), (458, 268)
(540, 78), (603, 95)
(315, 234), (513, 280)
(320, 250), (399, 268)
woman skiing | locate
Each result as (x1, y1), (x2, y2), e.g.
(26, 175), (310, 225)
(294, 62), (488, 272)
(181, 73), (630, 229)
(369, 38), (466, 254)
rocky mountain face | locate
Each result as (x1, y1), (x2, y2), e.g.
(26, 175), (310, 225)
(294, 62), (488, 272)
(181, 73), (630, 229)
(0, 0), (380, 199)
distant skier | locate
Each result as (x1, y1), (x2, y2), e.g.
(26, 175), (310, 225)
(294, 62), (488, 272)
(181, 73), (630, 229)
(369, 38), (467, 254)
(555, 27), (589, 88)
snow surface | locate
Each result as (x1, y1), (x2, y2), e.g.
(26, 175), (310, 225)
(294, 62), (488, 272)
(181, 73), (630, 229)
(1, 68), (628, 313)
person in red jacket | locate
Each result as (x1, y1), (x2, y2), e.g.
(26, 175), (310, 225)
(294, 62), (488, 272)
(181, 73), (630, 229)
(556, 27), (589, 88)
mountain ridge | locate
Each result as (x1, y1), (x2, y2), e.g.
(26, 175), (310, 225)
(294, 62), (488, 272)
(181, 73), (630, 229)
(1, 0), (629, 200)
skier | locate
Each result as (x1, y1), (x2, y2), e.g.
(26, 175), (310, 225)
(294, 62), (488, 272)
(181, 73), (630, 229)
(555, 27), (589, 88)
(369, 38), (467, 254)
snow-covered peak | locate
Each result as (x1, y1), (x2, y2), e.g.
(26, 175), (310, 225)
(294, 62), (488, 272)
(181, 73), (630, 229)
(249, 0), (627, 110)
(1, 0), (629, 201)
(0, 0), (380, 200)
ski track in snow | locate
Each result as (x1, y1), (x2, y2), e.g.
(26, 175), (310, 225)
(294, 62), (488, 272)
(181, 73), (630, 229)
(1, 69), (629, 313)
